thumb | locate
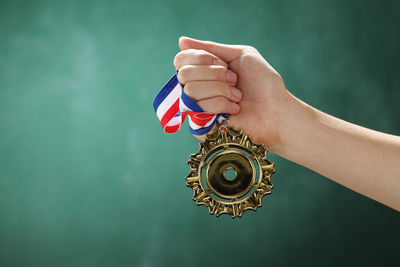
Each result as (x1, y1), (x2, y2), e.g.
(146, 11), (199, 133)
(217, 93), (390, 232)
(179, 36), (243, 63)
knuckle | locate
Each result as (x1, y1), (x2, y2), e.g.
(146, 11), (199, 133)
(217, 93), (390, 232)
(273, 71), (282, 81)
(183, 82), (195, 96)
(243, 45), (258, 53)
(198, 52), (214, 63)
(211, 65), (227, 79)
(240, 52), (257, 65)
(212, 65), (226, 72)
(241, 52), (253, 61)
(173, 52), (184, 69)
(217, 83), (231, 97)
(215, 97), (229, 111)
(174, 49), (214, 69)
(186, 48), (200, 54)
(177, 65), (192, 84)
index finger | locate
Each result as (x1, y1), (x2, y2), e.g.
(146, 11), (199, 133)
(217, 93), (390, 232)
(173, 49), (228, 70)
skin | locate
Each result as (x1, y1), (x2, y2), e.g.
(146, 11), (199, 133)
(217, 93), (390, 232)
(174, 36), (400, 211)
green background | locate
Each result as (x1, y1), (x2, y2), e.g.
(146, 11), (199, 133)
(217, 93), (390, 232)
(1, 0), (399, 266)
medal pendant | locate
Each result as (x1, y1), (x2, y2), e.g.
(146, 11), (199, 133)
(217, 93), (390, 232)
(186, 124), (275, 218)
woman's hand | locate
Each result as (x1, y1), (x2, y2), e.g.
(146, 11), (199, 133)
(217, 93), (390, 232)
(174, 36), (292, 151)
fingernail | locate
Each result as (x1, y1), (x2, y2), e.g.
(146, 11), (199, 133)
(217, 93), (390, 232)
(226, 71), (237, 84)
(213, 58), (226, 67)
(230, 87), (242, 100)
(231, 102), (240, 113)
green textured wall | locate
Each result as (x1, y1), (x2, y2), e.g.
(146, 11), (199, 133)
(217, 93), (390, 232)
(0, 0), (399, 266)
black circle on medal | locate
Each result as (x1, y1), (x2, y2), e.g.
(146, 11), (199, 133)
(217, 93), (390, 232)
(206, 151), (255, 199)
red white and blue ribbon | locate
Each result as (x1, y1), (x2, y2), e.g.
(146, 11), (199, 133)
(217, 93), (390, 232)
(153, 73), (227, 135)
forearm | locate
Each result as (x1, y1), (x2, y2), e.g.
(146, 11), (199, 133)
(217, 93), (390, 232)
(274, 92), (400, 211)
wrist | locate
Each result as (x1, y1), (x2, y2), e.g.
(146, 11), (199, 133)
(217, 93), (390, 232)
(269, 91), (316, 156)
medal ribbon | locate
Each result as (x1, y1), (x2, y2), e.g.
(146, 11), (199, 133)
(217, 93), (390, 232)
(153, 73), (227, 135)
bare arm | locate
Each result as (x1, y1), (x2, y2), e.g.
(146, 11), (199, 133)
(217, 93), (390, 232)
(174, 36), (400, 211)
(277, 93), (400, 210)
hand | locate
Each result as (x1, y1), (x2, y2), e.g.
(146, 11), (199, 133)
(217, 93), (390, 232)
(174, 36), (292, 151)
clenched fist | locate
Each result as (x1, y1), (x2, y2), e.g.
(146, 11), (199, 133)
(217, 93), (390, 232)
(174, 37), (291, 152)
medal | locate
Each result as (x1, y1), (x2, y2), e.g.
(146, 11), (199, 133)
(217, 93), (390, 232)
(186, 124), (275, 218)
(154, 74), (276, 218)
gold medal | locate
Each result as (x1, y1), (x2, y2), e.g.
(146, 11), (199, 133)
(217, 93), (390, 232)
(186, 124), (275, 218)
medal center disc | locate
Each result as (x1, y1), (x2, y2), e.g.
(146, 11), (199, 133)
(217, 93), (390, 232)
(223, 167), (237, 181)
(205, 150), (255, 199)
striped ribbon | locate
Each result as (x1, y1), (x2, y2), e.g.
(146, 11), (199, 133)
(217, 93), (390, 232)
(153, 73), (227, 135)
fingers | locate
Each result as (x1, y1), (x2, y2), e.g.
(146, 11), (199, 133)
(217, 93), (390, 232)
(174, 49), (228, 70)
(197, 97), (240, 114)
(177, 65), (237, 86)
(184, 81), (242, 103)
(178, 36), (244, 63)
(173, 43), (242, 116)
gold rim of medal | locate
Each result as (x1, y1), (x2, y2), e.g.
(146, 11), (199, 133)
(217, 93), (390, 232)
(186, 124), (275, 218)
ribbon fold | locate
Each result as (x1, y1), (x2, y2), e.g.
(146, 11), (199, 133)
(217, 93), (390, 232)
(153, 74), (227, 135)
